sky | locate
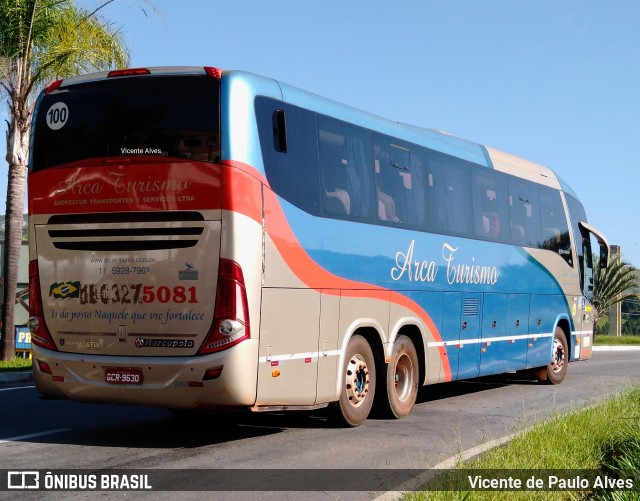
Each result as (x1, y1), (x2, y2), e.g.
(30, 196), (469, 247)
(2, 0), (639, 267)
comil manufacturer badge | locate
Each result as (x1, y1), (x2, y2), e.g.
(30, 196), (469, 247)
(178, 263), (198, 281)
(8, 471), (40, 489)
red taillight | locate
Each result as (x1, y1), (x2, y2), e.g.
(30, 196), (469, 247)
(198, 259), (250, 355)
(204, 67), (222, 80)
(45, 79), (63, 94)
(107, 68), (151, 78)
(28, 260), (57, 351)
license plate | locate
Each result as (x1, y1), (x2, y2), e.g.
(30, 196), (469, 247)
(104, 367), (143, 385)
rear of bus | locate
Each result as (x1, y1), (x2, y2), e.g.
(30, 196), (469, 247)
(28, 67), (260, 409)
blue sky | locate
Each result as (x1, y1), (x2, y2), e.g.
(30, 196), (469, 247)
(2, 0), (639, 266)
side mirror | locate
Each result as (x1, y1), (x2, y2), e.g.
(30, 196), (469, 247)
(600, 245), (609, 268)
(579, 222), (609, 269)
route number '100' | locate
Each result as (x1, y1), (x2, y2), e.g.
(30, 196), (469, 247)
(46, 102), (69, 130)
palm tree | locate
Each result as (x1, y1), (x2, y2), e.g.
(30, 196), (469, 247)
(592, 257), (640, 336)
(0, 0), (129, 360)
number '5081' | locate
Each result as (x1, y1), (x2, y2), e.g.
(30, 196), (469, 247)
(79, 284), (198, 304)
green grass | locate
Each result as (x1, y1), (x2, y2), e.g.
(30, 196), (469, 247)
(405, 388), (640, 501)
(594, 335), (640, 346)
(0, 356), (32, 372)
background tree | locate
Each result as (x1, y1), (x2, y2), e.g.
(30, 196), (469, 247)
(0, 0), (129, 360)
(592, 258), (640, 336)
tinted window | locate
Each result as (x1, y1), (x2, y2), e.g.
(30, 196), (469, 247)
(425, 150), (473, 236)
(472, 169), (509, 242)
(565, 194), (587, 251)
(32, 75), (220, 170)
(539, 186), (572, 265)
(318, 116), (374, 220)
(566, 194), (589, 271)
(255, 96), (573, 262)
(255, 98), (320, 215)
(509, 179), (541, 247)
(374, 138), (428, 228)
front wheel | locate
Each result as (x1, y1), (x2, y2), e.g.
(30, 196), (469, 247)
(545, 327), (568, 385)
(335, 335), (376, 427)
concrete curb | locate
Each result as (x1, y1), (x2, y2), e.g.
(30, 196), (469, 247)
(0, 370), (33, 384)
(592, 345), (640, 352)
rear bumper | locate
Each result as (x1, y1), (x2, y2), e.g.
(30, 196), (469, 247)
(32, 339), (259, 409)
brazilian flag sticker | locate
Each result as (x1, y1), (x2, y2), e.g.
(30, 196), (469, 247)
(50, 281), (80, 299)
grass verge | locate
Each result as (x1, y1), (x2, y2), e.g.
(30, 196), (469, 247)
(405, 388), (640, 500)
(594, 335), (640, 346)
(0, 356), (32, 372)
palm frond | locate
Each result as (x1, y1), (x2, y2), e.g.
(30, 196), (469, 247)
(1, 0), (134, 361)
(29, 4), (129, 93)
(593, 258), (640, 318)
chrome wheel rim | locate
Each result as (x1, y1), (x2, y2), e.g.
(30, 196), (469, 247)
(551, 338), (565, 373)
(394, 353), (413, 402)
(345, 354), (370, 407)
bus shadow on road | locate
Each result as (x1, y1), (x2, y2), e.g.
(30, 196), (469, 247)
(29, 404), (337, 450)
(415, 374), (541, 406)
(19, 375), (545, 450)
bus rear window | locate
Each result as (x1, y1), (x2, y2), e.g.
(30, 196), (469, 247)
(31, 75), (219, 171)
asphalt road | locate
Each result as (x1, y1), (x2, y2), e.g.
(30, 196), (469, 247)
(1, 349), (639, 500)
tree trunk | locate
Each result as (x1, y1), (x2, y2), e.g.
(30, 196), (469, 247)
(2, 105), (30, 361)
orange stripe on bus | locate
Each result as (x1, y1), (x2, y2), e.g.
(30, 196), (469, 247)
(221, 165), (263, 223)
(260, 185), (452, 382)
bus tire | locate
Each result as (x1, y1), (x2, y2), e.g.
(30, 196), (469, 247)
(383, 335), (419, 419)
(335, 335), (376, 427)
(545, 327), (568, 385)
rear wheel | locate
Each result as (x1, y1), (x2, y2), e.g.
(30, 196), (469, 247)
(545, 327), (568, 385)
(335, 335), (376, 427)
(380, 335), (419, 418)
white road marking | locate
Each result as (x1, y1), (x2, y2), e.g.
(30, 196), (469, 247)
(372, 433), (518, 500)
(0, 385), (35, 392)
(0, 429), (71, 444)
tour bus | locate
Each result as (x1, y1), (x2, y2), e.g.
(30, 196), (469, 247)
(28, 66), (608, 426)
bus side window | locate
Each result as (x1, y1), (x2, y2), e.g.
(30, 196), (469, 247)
(255, 98), (320, 215)
(375, 149), (398, 222)
(473, 170), (508, 241)
(374, 140), (412, 225)
(539, 186), (572, 265)
(424, 149), (472, 236)
(318, 118), (374, 221)
(509, 180), (541, 247)
(582, 237), (594, 301)
(319, 127), (350, 216)
(406, 152), (428, 228)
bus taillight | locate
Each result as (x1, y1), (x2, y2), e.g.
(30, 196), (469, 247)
(198, 259), (250, 355)
(45, 79), (63, 94)
(204, 67), (222, 80)
(28, 260), (57, 351)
